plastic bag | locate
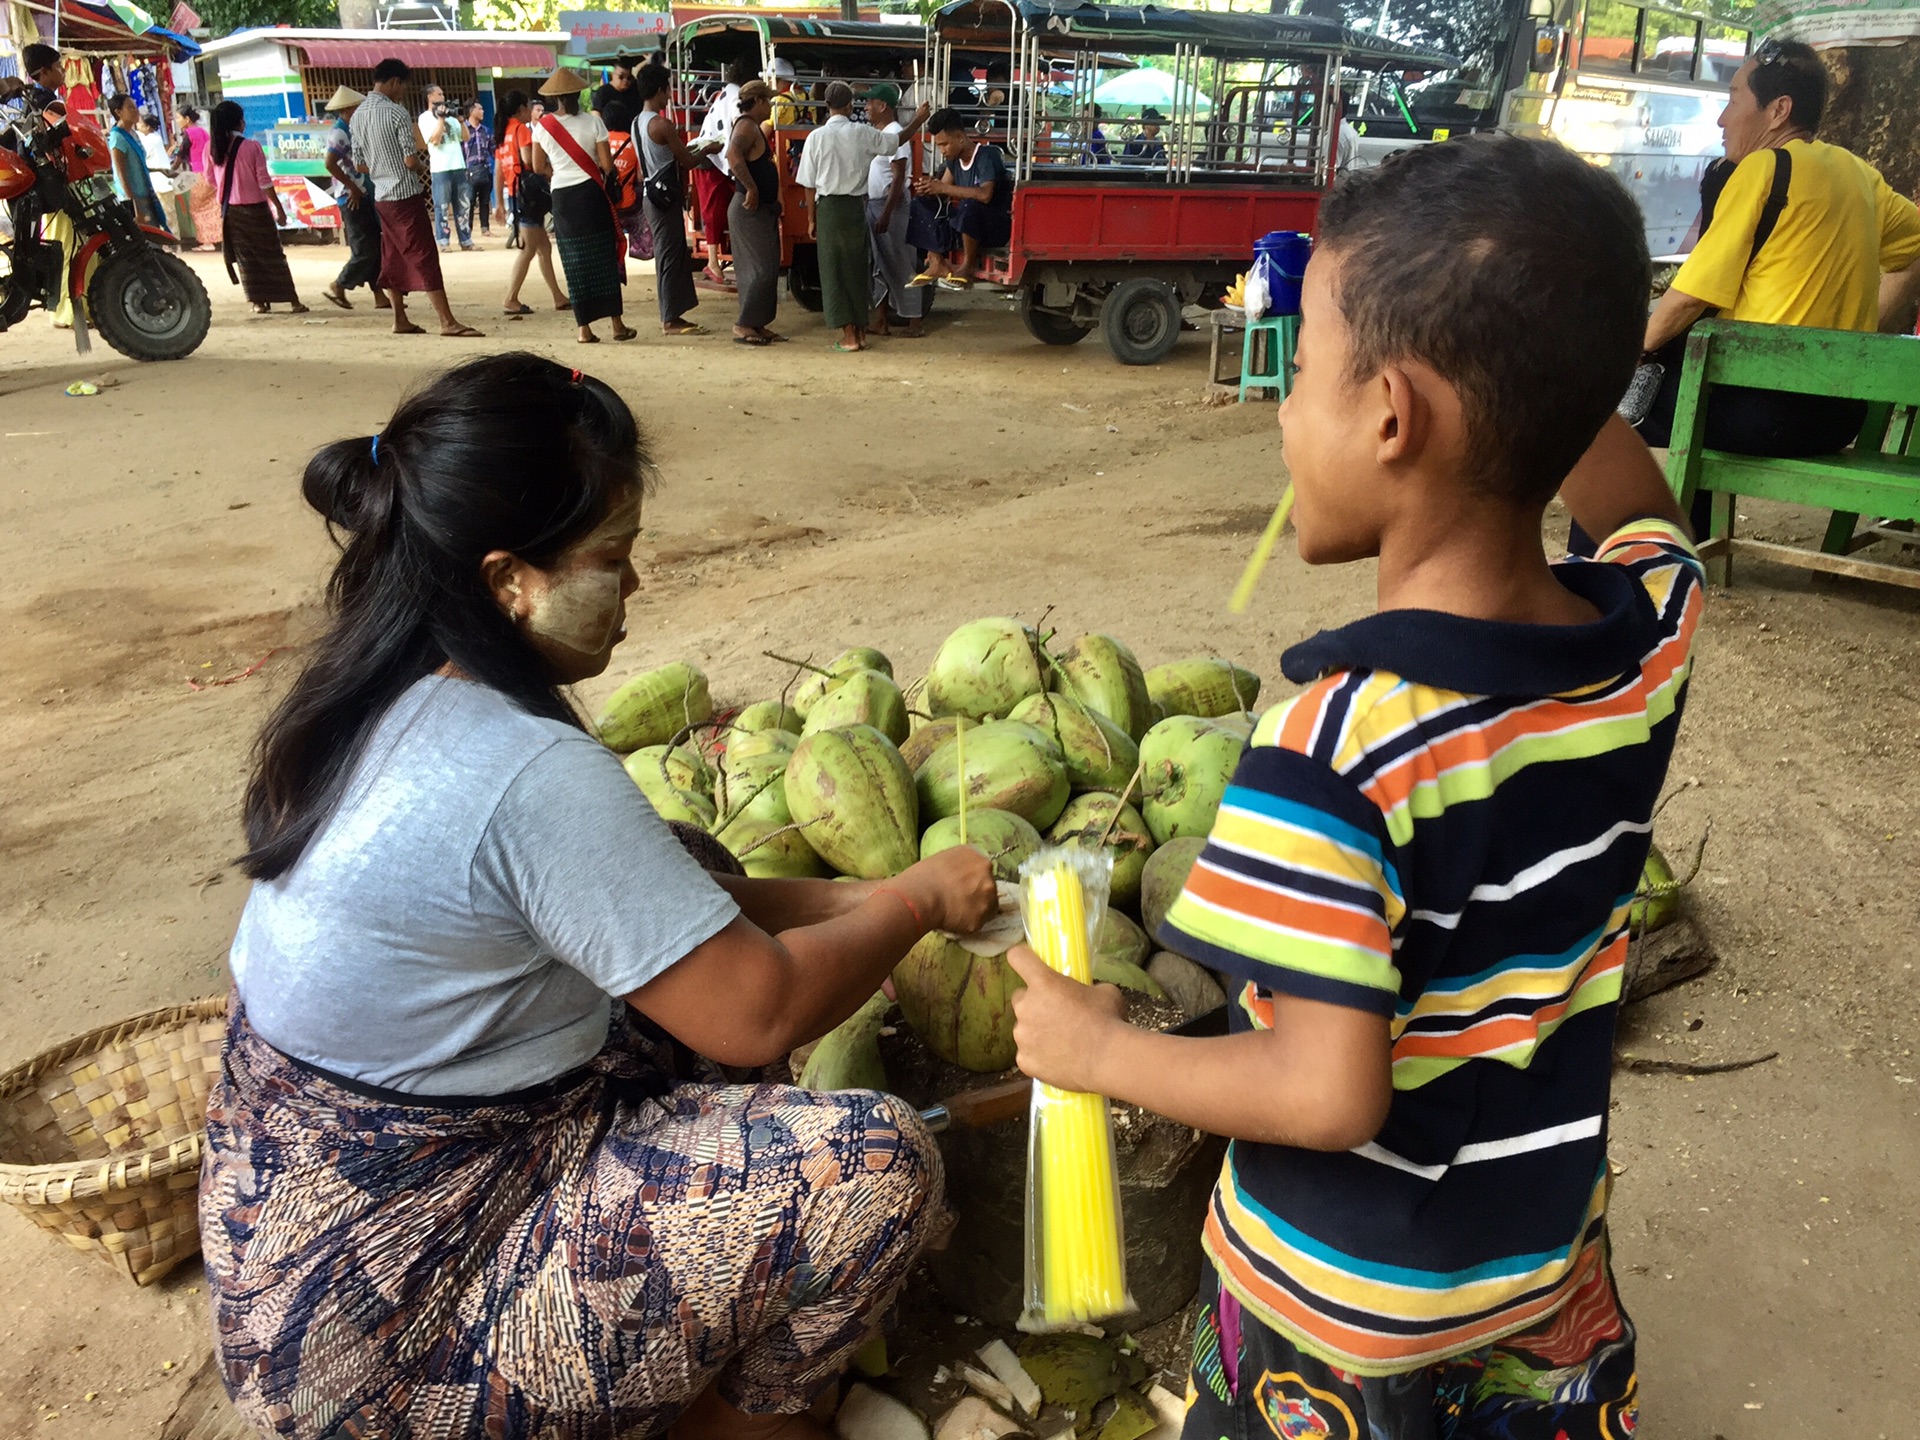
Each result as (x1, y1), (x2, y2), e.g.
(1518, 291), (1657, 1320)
(1242, 262), (1270, 321)
(1017, 845), (1133, 1330)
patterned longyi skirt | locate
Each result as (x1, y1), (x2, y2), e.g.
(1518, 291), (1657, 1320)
(199, 1000), (942, 1438)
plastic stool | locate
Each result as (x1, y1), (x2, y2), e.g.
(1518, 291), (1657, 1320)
(1238, 312), (1299, 403)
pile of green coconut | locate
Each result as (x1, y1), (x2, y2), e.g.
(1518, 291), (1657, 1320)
(596, 617), (1260, 1078)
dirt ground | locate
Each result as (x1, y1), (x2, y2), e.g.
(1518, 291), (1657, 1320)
(2, 243), (1918, 1438)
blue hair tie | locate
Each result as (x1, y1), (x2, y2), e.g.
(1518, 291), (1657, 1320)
(369, 433), (381, 466)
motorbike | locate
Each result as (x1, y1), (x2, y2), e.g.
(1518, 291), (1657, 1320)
(0, 101), (211, 360)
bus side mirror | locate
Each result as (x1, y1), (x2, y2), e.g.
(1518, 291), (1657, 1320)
(1530, 23), (1565, 73)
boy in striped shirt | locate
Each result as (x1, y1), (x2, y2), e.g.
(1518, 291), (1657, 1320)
(1009, 134), (1702, 1439)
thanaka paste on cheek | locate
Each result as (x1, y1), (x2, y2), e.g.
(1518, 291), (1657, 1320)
(521, 501), (638, 656)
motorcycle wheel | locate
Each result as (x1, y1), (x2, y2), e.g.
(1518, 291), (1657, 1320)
(87, 249), (211, 361)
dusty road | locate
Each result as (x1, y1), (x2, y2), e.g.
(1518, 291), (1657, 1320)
(2, 245), (1917, 1437)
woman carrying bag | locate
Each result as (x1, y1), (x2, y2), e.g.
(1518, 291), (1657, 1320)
(208, 100), (306, 314)
(529, 69), (634, 344)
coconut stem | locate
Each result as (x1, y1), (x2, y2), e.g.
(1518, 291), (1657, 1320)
(1228, 482), (1295, 615)
(730, 817), (824, 860)
(1097, 764), (1145, 848)
(763, 649), (837, 679)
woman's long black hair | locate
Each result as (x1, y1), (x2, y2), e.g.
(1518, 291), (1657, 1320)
(208, 99), (245, 165)
(239, 352), (651, 881)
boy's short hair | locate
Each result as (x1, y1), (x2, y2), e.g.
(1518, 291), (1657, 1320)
(1316, 133), (1649, 505)
(371, 58), (410, 84)
(823, 80), (854, 110)
(929, 106), (966, 135)
(1750, 38), (1826, 133)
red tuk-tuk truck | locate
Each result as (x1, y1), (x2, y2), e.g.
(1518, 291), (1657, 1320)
(928, 0), (1454, 363)
(669, 14), (933, 310)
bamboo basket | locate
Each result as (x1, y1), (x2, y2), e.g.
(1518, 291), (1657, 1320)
(0, 996), (228, 1285)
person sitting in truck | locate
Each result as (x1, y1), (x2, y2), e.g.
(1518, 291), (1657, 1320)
(907, 107), (1013, 291)
(1120, 107), (1167, 164)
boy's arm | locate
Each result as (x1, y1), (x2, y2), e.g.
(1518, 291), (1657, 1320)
(1008, 948), (1393, 1151)
(1558, 412), (1688, 544)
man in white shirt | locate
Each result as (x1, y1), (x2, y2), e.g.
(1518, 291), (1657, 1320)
(795, 81), (931, 350)
(864, 85), (926, 339)
(692, 61), (747, 284)
(419, 84), (474, 250)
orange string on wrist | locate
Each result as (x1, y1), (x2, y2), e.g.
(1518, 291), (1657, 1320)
(874, 885), (926, 933)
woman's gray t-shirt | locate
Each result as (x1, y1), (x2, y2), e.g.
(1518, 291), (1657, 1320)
(230, 675), (740, 1096)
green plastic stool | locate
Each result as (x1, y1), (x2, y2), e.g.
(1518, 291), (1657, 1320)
(1239, 311), (1300, 403)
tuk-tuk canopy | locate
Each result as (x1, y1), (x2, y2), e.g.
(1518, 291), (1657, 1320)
(933, 0), (1456, 68)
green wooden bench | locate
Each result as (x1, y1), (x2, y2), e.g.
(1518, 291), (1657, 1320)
(1665, 319), (1920, 591)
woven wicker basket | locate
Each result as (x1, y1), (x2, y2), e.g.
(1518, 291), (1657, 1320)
(0, 996), (228, 1285)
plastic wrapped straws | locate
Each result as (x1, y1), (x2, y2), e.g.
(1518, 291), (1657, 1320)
(1017, 846), (1132, 1330)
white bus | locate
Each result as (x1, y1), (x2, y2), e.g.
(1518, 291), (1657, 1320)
(1347, 0), (1751, 259)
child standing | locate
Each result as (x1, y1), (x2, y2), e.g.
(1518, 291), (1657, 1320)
(1009, 134), (1702, 1439)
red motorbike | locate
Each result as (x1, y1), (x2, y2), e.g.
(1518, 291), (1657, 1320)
(0, 104), (211, 360)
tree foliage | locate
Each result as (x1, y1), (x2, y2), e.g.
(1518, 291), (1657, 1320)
(196, 0), (338, 31)
(1330, 0), (1515, 78)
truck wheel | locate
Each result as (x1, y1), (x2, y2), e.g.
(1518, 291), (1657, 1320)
(1101, 278), (1181, 365)
(1021, 288), (1092, 345)
(88, 249), (210, 362)
(787, 245), (823, 312)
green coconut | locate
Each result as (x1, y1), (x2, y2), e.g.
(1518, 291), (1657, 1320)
(892, 932), (1023, 1072)
(923, 617), (1047, 722)
(1048, 632), (1155, 741)
(784, 725), (920, 879)
(1144, 658), (1262, 721)
(1094, 909), (1154, 976)
(792, 647), (893, 718)
(726, 727), (799, 765)
(596, 661), (712, 753)
(801, 668), (910, 744)
(1140, 834), (1207, 942)
(1047, 793), (1155, 911)
(716, 810), (829, 879)
(1210, 709), (1259, 741)
(899, 715), (974, 773)
(733, 699), (803, 736)
(714, 747), (792, 829)
(1007, 692), (1139, 793)
(622, 746), (717, 829)
(1139, 715), (1246, 845)
(920, 808), (1044, 882)
(799, 990), (891, 1090)
(915, 719), (1071, 830)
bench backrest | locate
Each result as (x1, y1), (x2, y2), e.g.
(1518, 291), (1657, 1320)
(1682, 319), (1920, 408)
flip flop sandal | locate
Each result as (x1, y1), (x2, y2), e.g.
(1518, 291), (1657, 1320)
(577, 333), (602, 344)
(612, 329), (638, 342)
(734, 334), (771, 346)
(908, 271), (937, 288)
(937, 276), (972, 291)
(832, 340), (865, 352)
(393, 323), (426, 334)
(442, 325), (485, 338)
(762, 332), (791, 343)
(663, 324), (706, 336)
(503, 302), (533, 315)
(322, 290), (352, 311)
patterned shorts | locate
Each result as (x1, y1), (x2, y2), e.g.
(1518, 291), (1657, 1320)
(200, 1005), (943, 1438)
(1182, 1249), (1638, 1440)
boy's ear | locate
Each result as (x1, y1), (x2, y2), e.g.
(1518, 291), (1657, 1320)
(1375, 363), (1427, 466)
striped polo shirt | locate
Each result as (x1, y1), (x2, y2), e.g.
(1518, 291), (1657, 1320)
(1161, 518), (1703, 1375)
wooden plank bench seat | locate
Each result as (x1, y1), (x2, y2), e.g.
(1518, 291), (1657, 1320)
(1665, 319), (1920, 591)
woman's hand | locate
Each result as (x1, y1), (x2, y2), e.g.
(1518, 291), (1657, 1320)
(1007, 944), (1128, 1093)
(888, 845), (997, 936)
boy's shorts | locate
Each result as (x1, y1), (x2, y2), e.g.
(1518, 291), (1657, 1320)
(1181, 1250), (1638, 1440)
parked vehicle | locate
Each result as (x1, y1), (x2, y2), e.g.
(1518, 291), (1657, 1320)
(0, 101), (211, 360)
(928, 0), (1453, 364)
(1347, 0), (1750, 258)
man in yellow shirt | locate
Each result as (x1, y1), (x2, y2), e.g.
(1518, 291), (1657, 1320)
(1636, 40), (1920, 459)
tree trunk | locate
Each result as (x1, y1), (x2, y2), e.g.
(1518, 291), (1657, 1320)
(1819, 44), (1920, 199)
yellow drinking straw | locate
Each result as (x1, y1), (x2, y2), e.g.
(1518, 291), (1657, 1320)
(1227, 482), (1296, 614)
(956, 719), (968, 846)
(1023, 853), (1128, 1325)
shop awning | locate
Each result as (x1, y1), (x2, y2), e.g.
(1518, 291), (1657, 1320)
(292, 38), (559, 70)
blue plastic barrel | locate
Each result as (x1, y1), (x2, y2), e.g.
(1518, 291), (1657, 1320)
(1251, 230), (1312, 317)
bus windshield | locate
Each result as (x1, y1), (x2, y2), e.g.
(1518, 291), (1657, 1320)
(1342, 0), (1525, 138)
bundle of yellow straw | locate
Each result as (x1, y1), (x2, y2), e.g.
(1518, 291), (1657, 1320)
(1024, 857), (1129, 1324)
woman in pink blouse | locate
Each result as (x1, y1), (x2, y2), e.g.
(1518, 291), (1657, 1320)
(208, 100), (306, 313)
(175, 103), (219, 251)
